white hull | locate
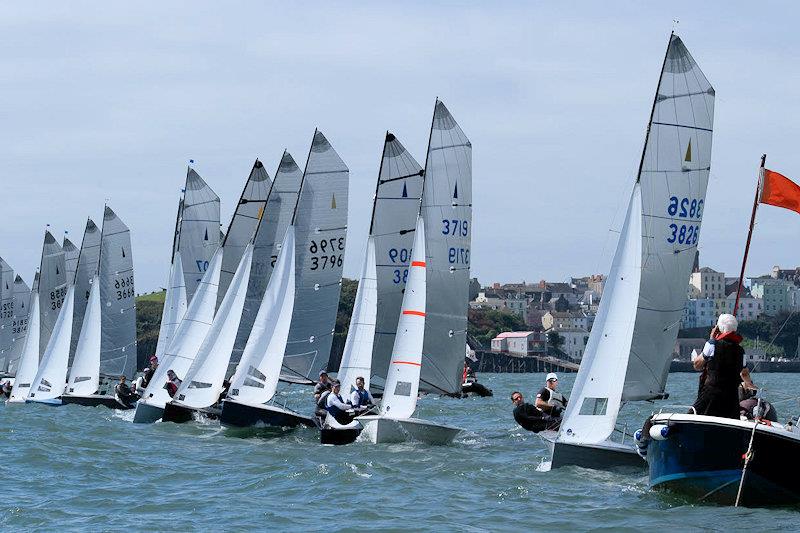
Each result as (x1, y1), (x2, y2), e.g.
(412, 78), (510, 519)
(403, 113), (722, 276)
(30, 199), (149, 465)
(358, 416), (462, 445)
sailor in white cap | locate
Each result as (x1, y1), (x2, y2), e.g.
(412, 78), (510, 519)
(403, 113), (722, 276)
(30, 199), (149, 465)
(535, 372), (567, 417)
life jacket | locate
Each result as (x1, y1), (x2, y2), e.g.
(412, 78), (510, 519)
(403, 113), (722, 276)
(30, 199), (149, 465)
(354, 388), (371, 407)
(326, 393), (347, 415)
(317, 390), (331, 409)
(547, 389), (566, 412)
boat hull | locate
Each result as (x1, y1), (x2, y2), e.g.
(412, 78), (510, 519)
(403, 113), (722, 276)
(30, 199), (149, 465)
(26, 397), (63, 406)
(543, 431), (644, 470)
(219, 399), (317, 429)
(62, 394), (135, 410)
(646, 413), (800, 506)
(133, 401), (165, 423)
(359, 416), (462, 445)
(162, 401), (221, 423)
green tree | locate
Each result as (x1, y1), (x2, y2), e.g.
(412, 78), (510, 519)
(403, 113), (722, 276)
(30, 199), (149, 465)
(547, 330), (564, 350)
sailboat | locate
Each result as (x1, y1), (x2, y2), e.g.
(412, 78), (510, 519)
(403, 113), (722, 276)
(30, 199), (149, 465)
(0, 258), (15, 375)
(546, 33), (715, 469)
(27, 283), (74, 405)
(220, 130), (348, 429)
(321, 132), (423, 444)
(358, 217), (463, 445)
(4, 275), (31, 377)
(62, 207), (137, 408)
(154, 197), (189, 365)
(7, 279), (39, 403)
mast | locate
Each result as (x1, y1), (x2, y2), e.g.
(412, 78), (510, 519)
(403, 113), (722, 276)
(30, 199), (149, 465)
(733, 154), (766, 315)
(635, 32), (673, 184)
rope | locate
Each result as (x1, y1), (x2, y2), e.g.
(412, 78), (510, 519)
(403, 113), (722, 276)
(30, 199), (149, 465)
(734, 398), (761, 507)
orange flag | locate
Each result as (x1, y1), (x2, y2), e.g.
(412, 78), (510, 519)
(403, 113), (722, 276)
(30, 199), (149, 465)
(760, 169), (800, 215)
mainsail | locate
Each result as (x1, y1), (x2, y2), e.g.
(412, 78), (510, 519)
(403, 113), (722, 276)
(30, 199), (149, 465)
(420, 100), (472, 395)
(38, 231), (68, 358)
(99, 206), (137, 378)
(369, 133), (425, 390)
(178, 168), (221, 304)
(281, 131), (349, 382)
(5, 275), (31, 374)
(381, 216), (427, 419)
(63, 237), (79, 283)
(217, 160), (272, 308)
(28, 284), (75, 401)
(232, 152), (303, 377)
(70, 218), (101, 364)
(8, 290), (40, 402)
(0, 258), (14, 370)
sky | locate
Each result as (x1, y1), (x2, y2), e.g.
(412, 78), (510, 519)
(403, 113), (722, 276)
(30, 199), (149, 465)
(1, 1), (799, 293)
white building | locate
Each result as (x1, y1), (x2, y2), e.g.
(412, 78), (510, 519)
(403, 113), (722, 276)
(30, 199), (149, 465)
(490, 331), (546, 355)
(554, 328), (590, 362)
(750, 278), (800, 316)
(689, 267), (726, 299)
(725, 292), (763, 321)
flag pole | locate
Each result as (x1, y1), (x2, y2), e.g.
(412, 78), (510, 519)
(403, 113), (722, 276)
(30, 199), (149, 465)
(733, 154), (766, 316)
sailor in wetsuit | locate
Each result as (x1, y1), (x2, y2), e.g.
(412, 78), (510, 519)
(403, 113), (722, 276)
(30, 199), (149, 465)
(536, 373), (568, 418)
(325, 380), (355, 425)
(349, 376), (375, 413)
(511, 391), (558, 432)
(692, 314), (755, 419)
(115, 375), (139, 407)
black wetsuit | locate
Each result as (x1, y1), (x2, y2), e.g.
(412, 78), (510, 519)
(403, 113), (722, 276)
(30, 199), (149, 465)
(513, 403), (557, 433)
(693, 337), (744, 419)
(115, 383), (137, 406)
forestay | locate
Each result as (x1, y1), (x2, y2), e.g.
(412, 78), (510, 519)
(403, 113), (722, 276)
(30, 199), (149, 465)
(154, 252), (188, 361)
(281, 131), (348, 382)
(63, 238), (79, 284)
(420, 100), (472, 395)
(369, 133), (425, 390)
(217, 160), (271, 308)
(99, 207), (137, 378)
(70, 219), (101, 364)
(28, 285), (75, 401)
(174, 244), (254, 409)
(8, 291), (40, 402)
(558, 186), (643, 445)
(337, 236), (377, 392)
(0, 258), (14, 370)
(381, 217), (427, 419)
(38, 231), (68, 358)
(228, 227), (296, 405)
(66, 274), (101, 395)
(624, 34), (715, 401)
(140, 247), (222, 410)
(5, 275), (31, 374)
(178, 168), (221, 304)
(233, 152), (303, 377)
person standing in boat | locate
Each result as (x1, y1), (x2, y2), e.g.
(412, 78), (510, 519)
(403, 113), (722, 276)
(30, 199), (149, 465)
(535, 373), (568, 417)
(691, 314), (755, 419)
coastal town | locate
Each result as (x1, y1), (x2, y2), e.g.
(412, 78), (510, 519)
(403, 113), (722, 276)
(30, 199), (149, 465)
(468, 257), (800, 373)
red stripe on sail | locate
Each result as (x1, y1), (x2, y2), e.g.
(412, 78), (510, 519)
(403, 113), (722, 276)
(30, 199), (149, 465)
(393, 361), (422, 366)
(411, 261), (426, 267)
(403, 310), (425, 316)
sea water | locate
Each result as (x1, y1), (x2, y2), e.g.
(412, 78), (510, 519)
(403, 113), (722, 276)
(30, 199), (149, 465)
(2, 373), (799, 531)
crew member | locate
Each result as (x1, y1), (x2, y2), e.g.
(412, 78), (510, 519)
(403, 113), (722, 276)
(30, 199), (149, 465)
(325, 380), (354, 425)
(738, 382), (778, 422)
(511, 391), (558, 432)
(136, 355), (159, 391)
(349, 376), (375, 411)
(0, 380), (12, 399)
(115, 375), (138, 407)
(314, 371), (332, 402)
(535, 373), (568, 417)
(164, 369), (182, 398)
(692, 314), (755, 419)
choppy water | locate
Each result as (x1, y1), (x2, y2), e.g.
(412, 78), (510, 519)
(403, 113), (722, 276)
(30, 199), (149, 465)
(2, 372), (799, 531)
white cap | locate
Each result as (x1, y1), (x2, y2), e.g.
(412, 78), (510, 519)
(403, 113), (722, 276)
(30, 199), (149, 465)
(546, 372), (558, 382)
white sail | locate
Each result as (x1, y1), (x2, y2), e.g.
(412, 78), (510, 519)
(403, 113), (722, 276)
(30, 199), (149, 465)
(217, 160), (271, 308)
(368, 133), (425, 391)
(154, 252), (188, 361)
(5, 275), (31, 375)
(28, 285), (74, 401)
(38, 231), (67, 358)
(228, 227), (296, 405)
(174, 244), (254, 408)
(336, 237), (377, 392)
(0, 258), (14, 370)
(179, 168), (221, 304)
(70, 219), (101, 364)
(8, 291), (40, 402)
(65, 275), (101, 395)
(558, 186), (643, 445)
(139, 247), (222, 410)
(381, 216), (426, 419)
(420, 100), (472, 395)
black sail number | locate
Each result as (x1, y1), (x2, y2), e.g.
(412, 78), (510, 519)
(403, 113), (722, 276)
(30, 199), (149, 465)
(309, 238), (345, 271)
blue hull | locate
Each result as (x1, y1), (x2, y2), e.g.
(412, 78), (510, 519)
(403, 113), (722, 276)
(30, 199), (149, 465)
(647, 416), (800, 506)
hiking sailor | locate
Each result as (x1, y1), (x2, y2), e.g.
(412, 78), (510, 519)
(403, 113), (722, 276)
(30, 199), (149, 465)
(115, 375), (138, 407)
(325, 380), (355, 425)
(349, 376), (375, 412)
(511, 391), (559, 433)
(536, 373), (567, 417)
(164, 369), (182, 398)
(691, 314), (755, 419)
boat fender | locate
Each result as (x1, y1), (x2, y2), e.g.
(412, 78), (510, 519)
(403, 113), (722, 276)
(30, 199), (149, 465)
(649, 424), (669, 440)
(634, 428), (649, 458)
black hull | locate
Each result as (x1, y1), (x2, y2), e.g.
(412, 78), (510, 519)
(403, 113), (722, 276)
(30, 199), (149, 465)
(647, 415), (800, 506)
(461, 381), (493, 397)
(219, 399), (317, 429)
(320, 427), (362, 445)
(548, 435), (645, 470)
(62, 394), (135, 410)
(162, 401), (221, 423)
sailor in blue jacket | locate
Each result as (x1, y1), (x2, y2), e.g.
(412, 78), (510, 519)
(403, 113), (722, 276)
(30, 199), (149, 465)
(349, 376), (375, 409)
